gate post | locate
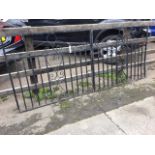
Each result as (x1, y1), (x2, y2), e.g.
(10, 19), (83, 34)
(24, 35), (38, 94)
(90, 30), (96, 91)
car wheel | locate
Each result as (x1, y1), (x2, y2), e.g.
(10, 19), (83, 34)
(95, 34), (124, 65)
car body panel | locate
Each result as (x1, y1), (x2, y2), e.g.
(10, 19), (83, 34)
(0, 19), (147, 56)
(149, 19), (155, 36)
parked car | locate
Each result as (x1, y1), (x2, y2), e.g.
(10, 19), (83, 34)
(0, 19), (25, 56)
(27, 19), (146, 45)
(148, 19), (155, 36)
(0, 19), (147, 64)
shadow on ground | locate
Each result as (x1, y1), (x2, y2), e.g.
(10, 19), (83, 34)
(1, 79), (155, 134)
(41, 83), (155, 134)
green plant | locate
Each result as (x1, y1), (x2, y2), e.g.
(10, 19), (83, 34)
(53, 86), (60, 92)
(24, 87), (57, 102)
(97, 72), (116, 80)
(67, 90), (74, 95)
(97, 70), (127, 84)
(117, 71), (127, 83)
(24, 91), (34, 98)
(0, 95), (8, 102)
(79, 81), (92, 88)
(60, 100), (71, 110)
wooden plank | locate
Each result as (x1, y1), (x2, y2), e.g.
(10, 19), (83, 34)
(147, 49), (155, 55)
(24, 36), (38, 94)
(0, 21), (155, 37)
(0, 36), (154, 63)
(0, 44), (90, 62)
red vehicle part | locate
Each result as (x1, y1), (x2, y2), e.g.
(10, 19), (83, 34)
(14, 35), (22, 43)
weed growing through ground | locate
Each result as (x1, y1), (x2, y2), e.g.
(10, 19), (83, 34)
(53, 86), (60, 92)
(97, 72), (116, 80)
(60, 100), (71, 110)
(67, 90), (74, 95)
(24, 87), (59, 102)
(79, 81), (92, 88)
(97, 70), (127, 84)
(0, 95), (8, 103)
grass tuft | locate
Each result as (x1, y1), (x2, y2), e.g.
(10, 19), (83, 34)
(0, 95), (8, 103)
(79, 81), (92, 88)
(24, 87), (57, 102)
(97, 70), (127, 83)
(60, 100), (71, 110)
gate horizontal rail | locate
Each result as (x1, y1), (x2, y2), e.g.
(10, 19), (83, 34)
(0, 36), (154, 63)
(0, 59), (150, 97)
(0, 50), (148, 80)
(1, 21), (155, 37)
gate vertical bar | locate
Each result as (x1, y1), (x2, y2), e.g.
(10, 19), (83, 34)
(24, 35), (38, 94)
(90, 30), (96, 91)
(144, 27), (148, 77)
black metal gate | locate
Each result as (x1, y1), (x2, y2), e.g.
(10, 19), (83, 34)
(0, 22), (149, 112)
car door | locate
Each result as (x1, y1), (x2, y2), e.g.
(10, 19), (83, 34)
(28, 19), (103, 43)
(55, 19), (105, 43)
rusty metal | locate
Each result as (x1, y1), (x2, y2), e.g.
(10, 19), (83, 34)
(0, 23), (149, 112)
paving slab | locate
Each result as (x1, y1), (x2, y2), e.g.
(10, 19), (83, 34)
(1, 68), (155, 134)
(48, 113), (124, 135)
(107, 96), (155, 134)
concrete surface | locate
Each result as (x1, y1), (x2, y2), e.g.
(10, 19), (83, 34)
(48, 96), (155, 135)
(48, 113), (125, 135)
(107, 96), (155, 135)
(1, 67), (155, 134)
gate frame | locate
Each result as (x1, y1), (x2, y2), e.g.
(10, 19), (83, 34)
(0, 21), (155, 112)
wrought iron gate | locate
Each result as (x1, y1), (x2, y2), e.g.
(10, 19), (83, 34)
(0, 22), (150, 112)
